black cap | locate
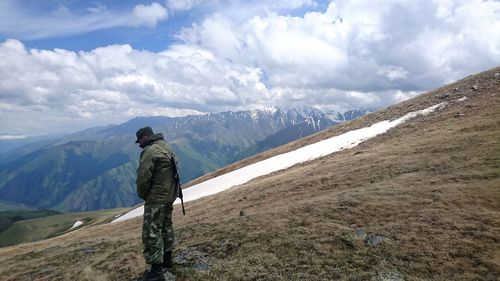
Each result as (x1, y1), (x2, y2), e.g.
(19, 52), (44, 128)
(135, 126), (154, 143)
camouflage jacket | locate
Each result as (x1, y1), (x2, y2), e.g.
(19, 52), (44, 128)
(136, 133), (179, 205)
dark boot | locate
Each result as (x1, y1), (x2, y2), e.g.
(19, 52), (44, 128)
(144, 264), (165, 281)
(162, 251), (173, 271)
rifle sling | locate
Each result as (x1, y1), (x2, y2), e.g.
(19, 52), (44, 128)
(171, 157), (186, 215)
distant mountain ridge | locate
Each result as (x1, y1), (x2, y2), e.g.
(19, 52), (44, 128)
(0, 106), (368, 212)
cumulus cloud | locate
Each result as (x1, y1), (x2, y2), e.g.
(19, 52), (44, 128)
(132, 2), (169, 27)
(179, 0), (499, 95)
(0, 0), (499, 136)
(0, 40), (269, 135)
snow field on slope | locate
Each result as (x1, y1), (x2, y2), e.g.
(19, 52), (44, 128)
(112, 102), (446, 223)
(70, 220), (83, 229)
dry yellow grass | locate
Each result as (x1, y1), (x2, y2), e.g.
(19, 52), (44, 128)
(0, 67), (499, 281)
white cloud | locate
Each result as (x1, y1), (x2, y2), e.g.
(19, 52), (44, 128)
(132, 2), (169, 27)
(165, 0), (316, 13)
(0, 40), (269, 135)
(377, 66), (410, 81)
(0, 0), (499, 136)
(86, 2), (107, 14)
(166, 0), (196, 12)
(0, 1), (169, 39)
(178, 0), (499, 91)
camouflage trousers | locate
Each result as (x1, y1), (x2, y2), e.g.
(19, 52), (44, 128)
(142, 203), (174, 265)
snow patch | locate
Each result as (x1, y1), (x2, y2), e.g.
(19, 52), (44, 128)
(457, 96), (468, 102)
(112, 103), (446, 223)
(112, 206), (145, 223)
(250, 109), (259, 121)
(70, 220), (83, 229)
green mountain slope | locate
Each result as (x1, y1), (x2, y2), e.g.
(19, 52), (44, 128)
(0, 209), (61, 233)
(0, 138), (135, 211)
(0, 208), (126, 247)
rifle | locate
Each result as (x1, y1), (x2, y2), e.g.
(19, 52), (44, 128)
(171, 157), (186, 215)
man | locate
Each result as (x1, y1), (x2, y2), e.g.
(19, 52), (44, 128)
(135, 126), (180, 281)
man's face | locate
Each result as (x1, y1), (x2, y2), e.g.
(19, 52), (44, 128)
(138, 135), (148, 146)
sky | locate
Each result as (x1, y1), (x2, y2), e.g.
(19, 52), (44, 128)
(0, 0), (499, 138)
(112, 100), (448, 223)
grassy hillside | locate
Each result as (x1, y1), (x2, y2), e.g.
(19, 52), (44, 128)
(0, 209), (61, 233)
(0, 208), (127, 247)
(0, 67), (498, 280)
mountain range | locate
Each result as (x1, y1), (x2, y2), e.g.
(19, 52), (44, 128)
(0, 106), (368, 212)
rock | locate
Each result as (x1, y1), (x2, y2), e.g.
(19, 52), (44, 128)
(495, 72), (500, 79)
(163, 271), (176, 280)
(239, 209), (245, 216)
(454, 113), (465, 118)
(173, 248), (214, 272)
(437, 93), (451, 99)
(365, 233), (384, 247)
(355, 228), (367, 239)
(452, 88), (459, 92)
(471, 85), (478, 91)
(82, 247), (95, 255)
(353, 228), (385, 246)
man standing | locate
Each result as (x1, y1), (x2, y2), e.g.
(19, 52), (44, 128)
(135, 126), (179, 281)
